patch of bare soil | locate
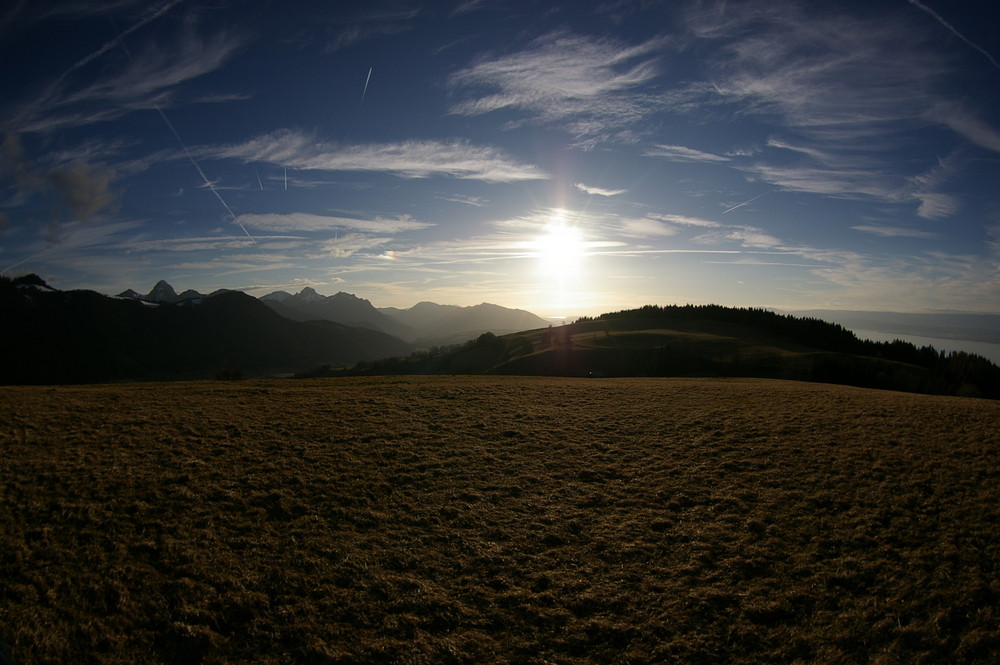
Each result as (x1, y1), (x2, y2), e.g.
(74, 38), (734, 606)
(1, 377), (998, 664)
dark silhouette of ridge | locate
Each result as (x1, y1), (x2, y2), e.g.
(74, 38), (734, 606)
(0, 275), (412, 384)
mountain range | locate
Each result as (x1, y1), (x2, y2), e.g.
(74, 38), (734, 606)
(0, 276), (552, 384)
(5, 276), (998, 397)
(120, 281), (551, 346)
(1, 276), (410, 384)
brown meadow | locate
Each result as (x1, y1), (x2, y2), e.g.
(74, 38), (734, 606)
(1, 376), (998, 664)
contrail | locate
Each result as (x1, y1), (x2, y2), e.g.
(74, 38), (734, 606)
(151, 89), (256, 244)
(18, 0), (185, 128)
(81, 1), (183, 79)
(284, 167), (287, 191)
(360, 67), (373, 108)
(722, 191), (769, 214)
(2, 250), (47, 276)
(255, 168), (263, 190)
(908, 0), (1000, 71)
(107, 10), (257, 245)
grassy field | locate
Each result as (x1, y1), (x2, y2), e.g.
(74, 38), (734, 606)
(1, 376), (998, 664)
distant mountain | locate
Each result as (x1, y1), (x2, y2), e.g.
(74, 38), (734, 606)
(117, 280), (212, 304)
(260, 287), (413, 339)
(315, 304), (1000, 399)
(1, 275), (412, 384)
(259, 287), (550, 345)
(148, 279), (178, 302)
(379, 301), (551, 345)
(260, 290), (293, 303)
(380, 302), (462, 330)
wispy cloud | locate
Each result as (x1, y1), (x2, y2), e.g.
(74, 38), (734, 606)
(1, 0), (157, 29)
(689, 2), (951, 141)
(207, 130), (548, 182)
(116, 235), (265, 253)
(323, 5), (419, 52)
(811, 249), (1000, 312)
(912, 192), (960, 220)
(618, 217), (678, 238)
(646, 213), (721, 228)
(320, 233), (394, 258)
(6, 15), (246, 134)
(907, 151), (963, 219)
(926, 102), (1000, 154)
(852, 225), (938, 239)
(674, 0), (1000, 214)
(644, 145), (730, 164)
(450, 0), (488, 17)
(575, 182), (627, 197)
(740, 163), (894, 200)
(2, 218), (144, 274)
(448, 31), (667, 146)
(737, 139), (964, 216)
(437, 193), (489, 207)
(695, 226), (784, 249)
(326, 23), (412, 53)
(235, 212), (434, 234)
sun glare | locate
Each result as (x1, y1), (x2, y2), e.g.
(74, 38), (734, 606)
(528, 210), (588, 315)
(535, 212), (585, 278)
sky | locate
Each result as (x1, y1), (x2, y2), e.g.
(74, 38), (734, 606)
(1, 0), (999, 319)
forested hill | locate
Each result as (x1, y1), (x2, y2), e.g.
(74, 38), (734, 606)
(586, 304), (921, 359)
(319, 304), (1000, 399)
(584, 305), (1000, 396)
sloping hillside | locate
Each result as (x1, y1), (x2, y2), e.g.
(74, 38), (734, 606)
(324, 305), (1000, 398)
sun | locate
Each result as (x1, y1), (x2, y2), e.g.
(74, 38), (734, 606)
(524, 210), (591, 315)
(535, 211), (585, 279)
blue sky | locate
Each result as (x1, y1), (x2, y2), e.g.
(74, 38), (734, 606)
(1, 0), (999, 318)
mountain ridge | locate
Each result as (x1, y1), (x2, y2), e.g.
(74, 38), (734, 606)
(114, 280), (550, 346)
(258, 285), (550, 345)
(2, 276), (412, 384)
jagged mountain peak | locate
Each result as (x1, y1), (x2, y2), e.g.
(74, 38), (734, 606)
(295, 287), (326, 303)
(147, 280), (178, 302)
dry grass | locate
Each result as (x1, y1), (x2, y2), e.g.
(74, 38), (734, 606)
(1, 376), (998, 664)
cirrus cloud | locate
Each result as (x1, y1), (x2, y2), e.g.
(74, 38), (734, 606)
(206, 130), (547, 182)
(235, 212), (434, 234)
(575, 182), (627, 197)
(448, 31), (668, 146)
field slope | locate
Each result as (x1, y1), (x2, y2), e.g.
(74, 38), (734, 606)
(332, 307), (1000, 398)
(1, 377), (998, 664)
